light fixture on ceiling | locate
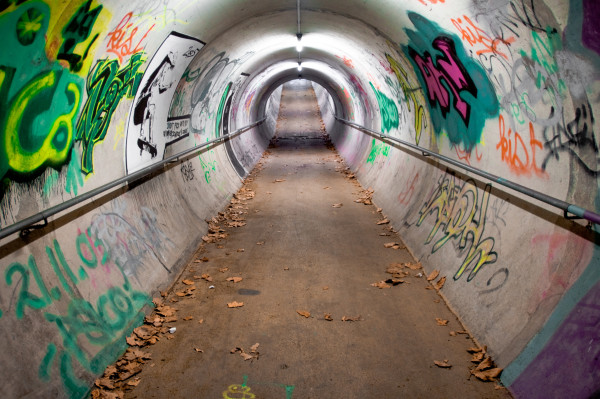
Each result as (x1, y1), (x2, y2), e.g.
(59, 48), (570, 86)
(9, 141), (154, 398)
(296, 33), (303, 52)
(297, 62), (302, 72)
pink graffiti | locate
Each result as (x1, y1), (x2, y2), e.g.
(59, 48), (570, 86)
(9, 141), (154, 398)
(336, 55), (354, 68)
(106, 12), (154, 63)
(418, 0), (445, 5)
(451, 15), (515, 60)
(453, 142), (482, 165)
(398, 172), (419, 205)
(410, 37), (476, 124)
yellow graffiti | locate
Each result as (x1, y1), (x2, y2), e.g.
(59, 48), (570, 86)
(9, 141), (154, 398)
(5, 71), (80, 173)
(223, 384), (256, 399)
(386, 53), (426, 144)
(113, 119), (126, 150)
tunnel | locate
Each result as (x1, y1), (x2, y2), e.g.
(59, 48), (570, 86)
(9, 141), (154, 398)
(1, 0), (599, 397)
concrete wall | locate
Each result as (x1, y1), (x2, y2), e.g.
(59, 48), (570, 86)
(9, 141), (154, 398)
(0, 1), (599, 397)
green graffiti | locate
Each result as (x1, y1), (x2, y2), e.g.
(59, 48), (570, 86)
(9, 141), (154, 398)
(39, 343), (57, 381)
(385, 53), (426, 144)
(369, 82), (399, 133)
(15, 6), (43, 45)
(57, 0), (102, 73)
(0, 1), (85, 184)
(216, 82), (232, 137)
(66, 147), (84, 195)
(75, 53), (144, 174)
(403, 12), (498, 152)
(367, 138), (390, 164)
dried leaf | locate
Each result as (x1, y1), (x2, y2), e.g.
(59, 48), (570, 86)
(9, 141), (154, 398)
(250, 343), (260, 353)
(194, 347), (204, 353)
(467, 347), (485, 354)
(237, 248), (245, 252)
(227, 301), (244, 308)
(332, 203), (343, 208)
(226, 276), (243, 283)
(435, 318), (449, 326)
(341, 315), (361, 321)
(201, 274), (213, 282)
(175, 291), (186, 297)
(386, 263), (405, 274)
(323, 186), (330, 189)
(434, 360), (452, 368)
(198, 257), (209, 262)
(296, 310), (311, 318)
(371, 281), (391, 289)
(256, 241), (265, 245)
(405, 262), (422, 270)
(377, 219), (390, 225)
(127, 378), (141, 387)
(241, 353), (254, 361)
(471, 352), (486, 363)
(427, 270), (440, 281)
(324, 313), (333, 321)
(322, 286), (329, 290)
(434, 276), (447, 290)
(95, 377), (116, 390)
(183, 316), (194, 321)
(273, 179), (286, 182)
(476, 357), (494, 371)
(198, 319), (204, 324)
(472, 368), (502, 381)
(219, 267), (229, 273)
(383, 242), (397, 248)
(182, 279), (195, 285)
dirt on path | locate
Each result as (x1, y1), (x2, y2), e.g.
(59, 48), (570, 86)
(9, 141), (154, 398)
(95, 80), (511, 399)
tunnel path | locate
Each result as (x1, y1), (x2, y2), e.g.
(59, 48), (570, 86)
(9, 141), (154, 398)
(118, 81), (511, 398)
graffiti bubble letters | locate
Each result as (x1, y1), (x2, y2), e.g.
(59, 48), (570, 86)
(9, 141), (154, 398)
(416, 171), (498, 281)
(404, 12), (499, 152)
(105, 12), (155, 64)
(409, 37), (476, 126)
(451, 15), (515, 60)
(497, 114), (546, 177)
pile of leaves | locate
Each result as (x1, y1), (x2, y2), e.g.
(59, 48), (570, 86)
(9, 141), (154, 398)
(354, 187), (374, 205)
(468, 346), (503, 382)
(371, 262), (421, 288)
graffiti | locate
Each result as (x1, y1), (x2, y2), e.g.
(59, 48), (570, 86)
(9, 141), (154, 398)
(4, 230), (151, 397)
(417, 0), (445, 5)
(90, 207), (173, 280)
(336, 55), (354, 68)
(541, 102), (598, 174)
(478, 268), (509, 295)
(126, 32), (204, 174)
(57, 0), (103, 73)
(198, 145), (217, 184)
(404, 12), (498, 152)
(180, 160), (195, 182)
(366, 138), (390, 164)
(398, 171), (419, 205)
(105, 12), (155, 64)
(385, 53), (426, 143)
(75, 53), (144, 174)
(496, 114), (546, 177)
(451, 14), (515, 60)
(369, 82), (399, 133)
(416, 170), (498, 281)
(224, 375), (295, 399)
(223, 384), (255, 399)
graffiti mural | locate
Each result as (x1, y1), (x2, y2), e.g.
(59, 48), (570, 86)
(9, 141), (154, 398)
(496, 114), (546, 177)
(366, 138), (390, 164)
(403, 12), (499, 152)
(416, 170), (498, 281)
(3, 229), (151, 397)
(0, 2), (84, 184)
(385, 53), (426, 144)
(76, 53), (145, 174)
(369, 82), (399, 133)
(105, 12), (155, 64)
(125, 32), (204, 173)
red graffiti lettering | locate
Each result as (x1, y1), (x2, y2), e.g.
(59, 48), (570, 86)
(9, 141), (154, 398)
(451, 15), (515, 60)
(496, 114), (546, 177)
(105, 12), (154, 63)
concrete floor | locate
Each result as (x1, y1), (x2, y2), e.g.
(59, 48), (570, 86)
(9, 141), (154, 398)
(121, 81), (512, 398)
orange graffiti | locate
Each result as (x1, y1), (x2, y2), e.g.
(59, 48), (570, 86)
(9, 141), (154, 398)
(418, 0), (445, 5)
(453, 142), (482, 165)
(496, 115), (547, 177)
(336, 55), (354, 68)
(451, 15), (515, 60)
(106, 12), (154, 63)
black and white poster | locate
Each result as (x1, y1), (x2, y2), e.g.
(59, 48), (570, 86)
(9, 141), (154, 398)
(125, 32), (204, 174)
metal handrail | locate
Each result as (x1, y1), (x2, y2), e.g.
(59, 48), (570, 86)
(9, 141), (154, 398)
(0, 119), (266, 240)
(336, 117), (600, 226)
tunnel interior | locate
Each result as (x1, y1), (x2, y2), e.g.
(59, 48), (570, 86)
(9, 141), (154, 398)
(1, 0), (599, 397)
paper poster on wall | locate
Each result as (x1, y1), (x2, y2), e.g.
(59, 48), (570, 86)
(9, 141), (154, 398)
(125, 32), (204, 174)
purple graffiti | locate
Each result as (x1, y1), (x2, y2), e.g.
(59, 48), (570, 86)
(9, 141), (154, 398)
(582, 0), (600, 56)
(408, 36), (477, 125)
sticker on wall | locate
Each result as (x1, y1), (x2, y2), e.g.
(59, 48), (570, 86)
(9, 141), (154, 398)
(125, 32), (204, 174)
